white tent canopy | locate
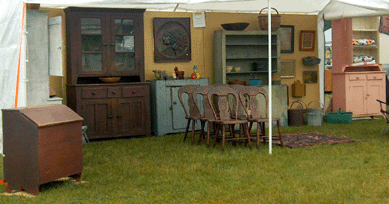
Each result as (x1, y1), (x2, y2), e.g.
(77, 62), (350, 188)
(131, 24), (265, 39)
(1, 0), (389, 155)
(22, 0), (389, 19)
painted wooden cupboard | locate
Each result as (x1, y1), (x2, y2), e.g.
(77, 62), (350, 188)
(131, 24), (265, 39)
(65, 7), (150, 139)
(332, 65), (386, 117)
(150, 79), (209, 136)
(214, 30), (280, 86)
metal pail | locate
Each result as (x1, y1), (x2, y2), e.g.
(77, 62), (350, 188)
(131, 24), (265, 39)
(307, 101), (324, 126)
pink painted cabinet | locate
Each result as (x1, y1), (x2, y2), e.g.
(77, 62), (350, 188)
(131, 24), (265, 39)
(333, 65), (386, 117)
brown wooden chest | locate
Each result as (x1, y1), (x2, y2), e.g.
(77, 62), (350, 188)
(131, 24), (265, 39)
(2, 104), (83, 195)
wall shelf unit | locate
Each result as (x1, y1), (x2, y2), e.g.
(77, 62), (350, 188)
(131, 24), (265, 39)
(214, 30), (280, 85)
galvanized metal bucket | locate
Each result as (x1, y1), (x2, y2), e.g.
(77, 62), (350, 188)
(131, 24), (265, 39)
(307, 101), (324, 126)
(288, 100), (306, 126)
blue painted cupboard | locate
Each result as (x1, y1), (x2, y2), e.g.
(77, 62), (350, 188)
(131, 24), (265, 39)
(150, 79), (209, 136)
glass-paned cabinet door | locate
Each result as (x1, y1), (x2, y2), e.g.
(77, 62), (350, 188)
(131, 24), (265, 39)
(81, 18), (103, 72)
(114, 18), (135, 72)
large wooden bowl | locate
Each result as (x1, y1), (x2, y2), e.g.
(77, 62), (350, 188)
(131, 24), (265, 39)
(221, 23), (249, 31)
(99, 77), (121, 83)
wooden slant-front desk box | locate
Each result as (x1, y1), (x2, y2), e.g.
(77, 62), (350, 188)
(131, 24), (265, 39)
(2, 104), (83, 195)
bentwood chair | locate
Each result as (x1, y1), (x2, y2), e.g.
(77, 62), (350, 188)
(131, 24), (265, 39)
(178, 85), (201, 144)
(239, 86), (284, 148)
(377, 99), (389, 134)
(192, 86), (218, 146)
(207, 85), (252, 152)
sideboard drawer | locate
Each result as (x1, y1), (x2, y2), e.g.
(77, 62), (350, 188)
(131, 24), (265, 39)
(123, 86), (146, 97)
(107, 87), (121, 98)
(81, 88), (107, 99)
(367, 74), (384, 80)
(349, 75), (366, 81)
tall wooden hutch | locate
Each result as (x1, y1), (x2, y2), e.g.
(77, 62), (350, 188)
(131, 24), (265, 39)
(65, 7), (150, 139)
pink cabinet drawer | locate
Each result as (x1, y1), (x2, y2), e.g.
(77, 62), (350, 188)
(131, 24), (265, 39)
(349, 75), (365, 81)
(367, 74), (384, 80)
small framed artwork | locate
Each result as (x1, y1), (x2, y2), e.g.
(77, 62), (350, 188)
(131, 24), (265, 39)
(299, 30), (315, 51)
(153, 18), (191, 63)
(303, 71), (318, 83)
(280, 59), (296, 78)
(379, 16), (389, 35)
(280, 25), (294, 53)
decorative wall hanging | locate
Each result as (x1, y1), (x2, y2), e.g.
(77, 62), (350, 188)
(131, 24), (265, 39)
(153, 18), (191, 63)
(280, 25), (294, 53)
(379, 16), (389, 35)
(303, 71), (318, 83)
(280, 59), (296, 78)
(299, 30), (315, 51)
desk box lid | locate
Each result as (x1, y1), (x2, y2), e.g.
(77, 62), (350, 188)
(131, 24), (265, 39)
(2, 104), (83, 127)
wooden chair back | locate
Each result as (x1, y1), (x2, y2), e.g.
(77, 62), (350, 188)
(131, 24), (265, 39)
(192, 86), (216, 120)
(239, 86), (268, 119)
(207, 86), (240, 121)
(178, 85), (201, 118)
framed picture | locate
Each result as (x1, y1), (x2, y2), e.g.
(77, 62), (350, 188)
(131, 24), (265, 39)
(153, 18), (191, 63)
(379, 16), (389, 35)
(280, 25), (294, 53)
(303, 71), (318, 83)
(299, 30), (315, 51)
(280, 59), (296, 78)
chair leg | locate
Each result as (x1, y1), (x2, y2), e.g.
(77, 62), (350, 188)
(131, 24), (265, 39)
(244, 124), (252, 149)
(206, 122), (211, 148)
(230, 124), (236, 147)
(198, 120), (206, 145)
(221, 125), (226, 153)
(256, 122), (260, 149)
(183, 119), (191, 142)
(191, 119), (196, 144)
(213, 124), (220, 148)
(277, 120), (284, 147)
(382, 122), (389, 134)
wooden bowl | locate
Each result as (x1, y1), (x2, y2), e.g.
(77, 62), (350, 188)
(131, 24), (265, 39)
(99, 77), (121, 83)
(221, 23), (249, 31)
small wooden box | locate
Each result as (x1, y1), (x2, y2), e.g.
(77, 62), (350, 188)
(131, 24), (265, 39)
(2, 104), (83, 195)
(292, 80), (306, 97)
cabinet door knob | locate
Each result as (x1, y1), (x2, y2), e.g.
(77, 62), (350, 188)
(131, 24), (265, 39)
(110, 43), (115, 46)
(116, 115), (122, 118)
(108, 115), (113, 118)
(356, 77), (359, 79)
(112, 91), (116, 94)
(132, 91), (136, 94)
(173, 101), (177, 105)
(92, 92), (96, 95)
(102, 43), (108, 46)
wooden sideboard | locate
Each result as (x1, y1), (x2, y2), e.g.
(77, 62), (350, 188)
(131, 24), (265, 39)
(64, 8), (150, 139)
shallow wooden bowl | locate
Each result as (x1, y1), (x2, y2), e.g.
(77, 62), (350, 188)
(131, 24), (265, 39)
(98, 77), (121, 83)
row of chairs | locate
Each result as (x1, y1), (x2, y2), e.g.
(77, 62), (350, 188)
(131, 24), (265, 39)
(178, 84), (283, 152)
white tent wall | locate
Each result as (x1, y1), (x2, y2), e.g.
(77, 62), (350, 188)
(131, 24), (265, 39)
(0, 0), (24, 155)
(2, 0), (389, 155)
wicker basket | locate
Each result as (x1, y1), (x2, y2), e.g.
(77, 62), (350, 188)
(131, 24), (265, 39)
(258, 7), (281, 31)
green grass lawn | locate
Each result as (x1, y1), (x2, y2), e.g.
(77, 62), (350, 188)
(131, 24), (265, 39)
(1, 118), (389, 203)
